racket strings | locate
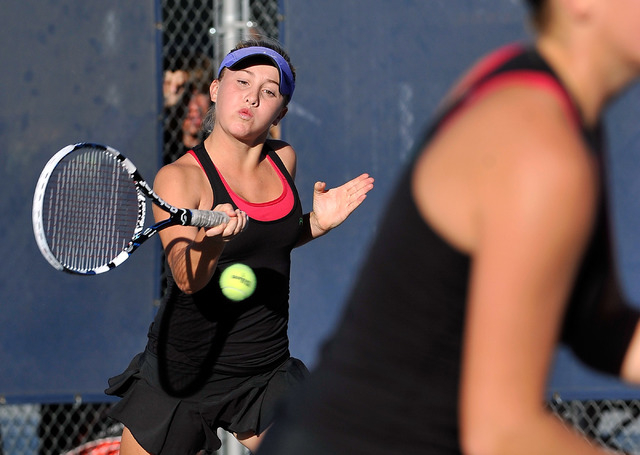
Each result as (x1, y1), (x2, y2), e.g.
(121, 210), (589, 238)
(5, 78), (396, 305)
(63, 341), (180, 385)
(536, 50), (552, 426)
(42, 147), (141, 272)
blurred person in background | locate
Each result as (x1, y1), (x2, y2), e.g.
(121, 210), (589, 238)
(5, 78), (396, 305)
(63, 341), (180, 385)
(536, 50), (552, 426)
(258, 0), (640, 454)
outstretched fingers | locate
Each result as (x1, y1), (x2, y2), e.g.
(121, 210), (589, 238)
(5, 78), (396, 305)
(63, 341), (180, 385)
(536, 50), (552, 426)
(345, 173), (375, 208)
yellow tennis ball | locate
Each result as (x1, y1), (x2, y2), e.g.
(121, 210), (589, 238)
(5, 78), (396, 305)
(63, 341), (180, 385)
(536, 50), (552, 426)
(219, 263), (257, 301)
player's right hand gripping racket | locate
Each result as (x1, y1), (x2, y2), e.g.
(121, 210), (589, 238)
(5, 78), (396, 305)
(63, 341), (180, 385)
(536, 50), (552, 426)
(32, 142), (230, 275)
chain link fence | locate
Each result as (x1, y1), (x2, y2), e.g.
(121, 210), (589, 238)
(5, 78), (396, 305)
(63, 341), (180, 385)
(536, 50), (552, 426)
(548, 396), (640, 454)
(3, 396), (640, 454)
(5, 1), (640, 454)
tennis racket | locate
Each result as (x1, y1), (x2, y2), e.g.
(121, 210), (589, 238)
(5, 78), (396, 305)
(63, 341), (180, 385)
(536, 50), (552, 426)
(32, 142), (230, 275)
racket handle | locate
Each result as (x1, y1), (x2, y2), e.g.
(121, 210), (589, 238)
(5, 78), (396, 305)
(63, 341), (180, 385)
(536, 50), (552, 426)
(189, 209), (230, 228)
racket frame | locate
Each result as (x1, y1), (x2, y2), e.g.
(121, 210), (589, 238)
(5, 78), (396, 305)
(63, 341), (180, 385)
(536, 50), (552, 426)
(32, 142), (229, 275)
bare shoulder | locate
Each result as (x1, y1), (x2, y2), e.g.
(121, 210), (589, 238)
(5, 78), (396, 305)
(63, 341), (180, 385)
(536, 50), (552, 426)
(267, 139), (297, 176)
(153, 153), (209, 208)
(154, 154), (199, 189)
(469, 84), (601, 247)
(267, 138), (295, 158)
(413, 83), (599, 253)
(430, 81), (598, 196)
(481, 85), (598, 198)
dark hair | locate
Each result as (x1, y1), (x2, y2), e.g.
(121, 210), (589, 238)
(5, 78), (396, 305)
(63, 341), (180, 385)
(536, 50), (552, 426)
(524, 0), (547, 30)
(202, 38), (295, 134)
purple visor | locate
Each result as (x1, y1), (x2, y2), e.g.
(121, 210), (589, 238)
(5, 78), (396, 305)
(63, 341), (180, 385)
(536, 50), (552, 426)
(217, 46), (295, 97)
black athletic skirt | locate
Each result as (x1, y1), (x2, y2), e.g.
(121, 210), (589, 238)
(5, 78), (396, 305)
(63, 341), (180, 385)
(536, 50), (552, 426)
(105, 349), (308, 454)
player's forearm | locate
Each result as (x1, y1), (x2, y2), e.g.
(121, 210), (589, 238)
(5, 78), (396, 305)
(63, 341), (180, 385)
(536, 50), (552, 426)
(620, 322), (640, 383)
(167, 234), (225, 294)
(461, 409), (619, 455)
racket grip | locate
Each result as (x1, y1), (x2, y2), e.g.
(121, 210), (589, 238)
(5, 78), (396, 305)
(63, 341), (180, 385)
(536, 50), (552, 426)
(189, 209), (230, 228)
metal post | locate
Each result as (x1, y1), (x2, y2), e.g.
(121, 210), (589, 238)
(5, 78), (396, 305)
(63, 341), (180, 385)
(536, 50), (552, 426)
(217, 428), (248, 455)
(213, 0), (250, 62)
(210, 3), (250, 454)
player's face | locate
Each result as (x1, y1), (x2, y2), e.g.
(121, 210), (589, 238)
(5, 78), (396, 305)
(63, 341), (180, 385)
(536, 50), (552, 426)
(212, 64), (287, 141)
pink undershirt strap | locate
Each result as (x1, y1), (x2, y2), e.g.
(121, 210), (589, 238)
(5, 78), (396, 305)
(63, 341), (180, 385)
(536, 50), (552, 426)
(188, 150), (295, 222)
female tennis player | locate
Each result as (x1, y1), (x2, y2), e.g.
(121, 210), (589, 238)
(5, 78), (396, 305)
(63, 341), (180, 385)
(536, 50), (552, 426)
(105, 38), (374, 455)
(257, 1), (640, 454)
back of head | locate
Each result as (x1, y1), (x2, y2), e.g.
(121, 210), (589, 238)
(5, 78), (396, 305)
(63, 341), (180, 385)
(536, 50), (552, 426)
(524, 0), (547, 30)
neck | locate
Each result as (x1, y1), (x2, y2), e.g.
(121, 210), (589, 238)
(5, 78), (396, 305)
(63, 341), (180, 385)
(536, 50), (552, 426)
(204, 126), (268, 170)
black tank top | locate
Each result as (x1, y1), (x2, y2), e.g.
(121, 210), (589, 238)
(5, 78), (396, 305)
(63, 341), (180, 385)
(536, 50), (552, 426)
(281, 45), (623, 454)
(147, 142), (304, 375)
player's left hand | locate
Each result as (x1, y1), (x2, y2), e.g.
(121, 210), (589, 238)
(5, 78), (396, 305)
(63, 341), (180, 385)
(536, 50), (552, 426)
(311, 173), (374, 233)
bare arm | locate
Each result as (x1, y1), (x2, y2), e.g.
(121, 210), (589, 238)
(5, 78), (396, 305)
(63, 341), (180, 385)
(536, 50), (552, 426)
(425, 86), (616, 455)
(622, 324), (640, 382)
(152, 159), (248, 294)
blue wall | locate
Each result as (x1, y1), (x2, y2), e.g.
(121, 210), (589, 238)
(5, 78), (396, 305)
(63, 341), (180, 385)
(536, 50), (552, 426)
(0, 1), (162, 402)
(2, 0), (640, 403)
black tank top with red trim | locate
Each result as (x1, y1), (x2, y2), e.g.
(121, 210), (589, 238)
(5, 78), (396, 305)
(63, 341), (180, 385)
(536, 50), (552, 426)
(270, 45), (636, 454)
(147, 141), (304, 376)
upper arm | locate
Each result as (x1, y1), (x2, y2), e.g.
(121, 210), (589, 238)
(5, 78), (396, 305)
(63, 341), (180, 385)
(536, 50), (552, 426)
(151, 160), (207, 261)
(458, 87), (599, 445)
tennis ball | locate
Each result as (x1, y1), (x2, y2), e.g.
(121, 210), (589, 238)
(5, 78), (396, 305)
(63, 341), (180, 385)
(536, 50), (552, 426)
(219, 263), (257, 301)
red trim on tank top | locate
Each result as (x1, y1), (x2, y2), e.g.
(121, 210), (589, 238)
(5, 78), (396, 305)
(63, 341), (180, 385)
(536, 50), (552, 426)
(447, 43), (524, 102)
(440, 44), (581, 133)
(187, 149), (294, 222)
(441, 71), (581, 132)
